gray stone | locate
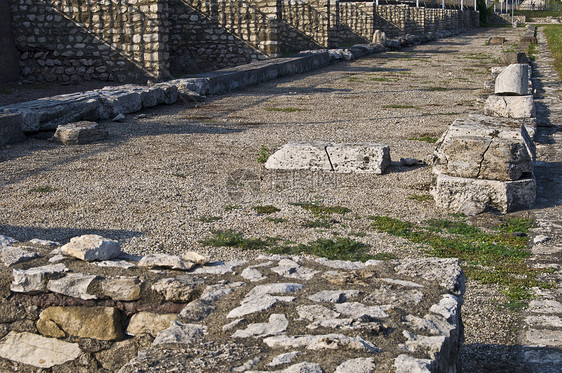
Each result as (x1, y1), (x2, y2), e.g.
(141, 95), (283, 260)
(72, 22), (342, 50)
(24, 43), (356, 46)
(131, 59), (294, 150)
(96, 259), (136, 269)
(334, 302), (391, 319)
(335, 357), (376, 373)
(488, 36), (506, 45)
(533, 234), (550, 244)
(112, 113), (126, 122)
(189, 260), (246, 274)
(307, 290), (361, 303)
(524, 315), (562, 328)
(228, 295), (296, 318)
(246, 283), (305, 298)
(364, 286), (424, 306)
(60, 234), (121, 261)
(126, 312), (177, 337)
(54, 120), (108, 145)
(499, 51), (529, 66)
(11, 263), (68, 293)
(232, 314), (288, 338)
(222, 318), (244, 331)
(181, 251), (208, 265)
(404, 314), (455, 336)
(394, 258), (465, 295)
(0, 246), (40, 266)
(233, 357), (261, 372)
(263, 334), (379, 352)
(326, 143), (390, 174)
(267, 351), (301, 367)
(265, 141), (332, 171)
(270, 259), (319, 280)
(28, 238), (59, 247)
(495, 63), (529, 96)
(429, 294), (461, 323)
(314, 257), (365, 270)
(200, 281), (244, 302)
(433, 173), (536, 215)
(179, 299), (216, 321)
(241, 267), (266, 282)
(381, 278), (424, 288)
(0, 113), (25, 146)
(0, 331), (81, 368)
(47, 273), (98, 300)
(297, 305), (341, 321)
(401, 330), (446, 358)
(138, 253), (196, 270)
(98, 88), (142, 118)
(524, 329), (561, 346)
(394, 354), (434, 373)
(248, 362), (324, 373)
(152, 321), (206, 345)
(529, 299), (562, 314)
(102, 277), (141, 301)
(0, 235), (17, 246)
(152, 277), (198, 302)
(484, 95), (536, 119)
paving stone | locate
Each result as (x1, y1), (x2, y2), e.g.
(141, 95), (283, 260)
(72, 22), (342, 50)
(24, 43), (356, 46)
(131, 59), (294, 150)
(524, 329), (562, 346)
(334, 302), (391, 319)
(246, 283), (306, 298)
(102, 276), (142, 301)
(495, 63), (529, 95)
(429, 294), (461, 322)
(189, 260), (247, 274)
(381, 278), (424, 288)
(36, 306), (123, 341)
(265, 141), (332, 171)
(54, 120), (108, 145)
(270, 259), (319, 280)
(96, 259), (136, 269)
(401, 330), (447, 358)
(326, 143), (390, 174)
(10, 263), (68, 293)
(200, 281), (244, 302)
(222, 318), (244, 331)
(0, 246), (40, 266)
(524, 315), (562, 328)
(60, 234), (121, 261)
(404, 314), (455, 336)
(228, 295), (296, 318)
(138, 253), (196, 270)
(46, 273), (98, 300)
(152, 321), (207, 345)
(394, 354), (434, 373)
(267, 351), (302, 367)
(314, 257), (365, 270)
(0, 331), (81, 368)
(242, 267), (266, 282)
(233, 357), (262, 372)
(248, 362), (324, 373)
(263, 334), (379, 352)
(529, 299), (562, 314)
(126, 312), (177, 337)
(152, 277), (198, 302)
(364, 286), (424, 306)
(334, 357), (376, 373)
(179, 299), (216, 321)
(232, 314), (289, 338)
(297, 305), (341, 322)
(307, 290), (361, 303)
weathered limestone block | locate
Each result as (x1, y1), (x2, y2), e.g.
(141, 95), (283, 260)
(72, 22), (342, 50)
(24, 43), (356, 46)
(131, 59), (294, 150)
(0, 113), (25, 146)
(54, 120), (108, 145)
(394, 258), (465, 296)
(138, 253), (196, 271)
(61, 234), (121, 261)
(152, 277), (198, 302)
(46, 273), (99, 300)
(0, 246), (40, 266)
(0, 331), (81, 368)
(265, 141), (332, 171)
(488, 36), (505, 45)
(126, 312), (177, 337)
(326, 143), (390, 174)
(152, 321), (207, 345)
(11, 263), (68, 294)
(102, 277), (142, 301)
(265, 141), (390, 174)
(499, 51), (529, 66)
(433, 173), (536, 215)
(37, 306), (124, 341)
(495, 64), (529, 96)
(98, 87), (142, 119)
(484, 95), (536, 119)
(433, 115), (534, 181)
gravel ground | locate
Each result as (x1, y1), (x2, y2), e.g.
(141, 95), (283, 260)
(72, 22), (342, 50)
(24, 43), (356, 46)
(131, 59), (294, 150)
(0, 27), (540, 371)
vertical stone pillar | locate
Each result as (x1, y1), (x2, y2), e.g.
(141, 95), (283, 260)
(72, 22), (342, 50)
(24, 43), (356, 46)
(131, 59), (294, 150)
(0, 0), (19, 83)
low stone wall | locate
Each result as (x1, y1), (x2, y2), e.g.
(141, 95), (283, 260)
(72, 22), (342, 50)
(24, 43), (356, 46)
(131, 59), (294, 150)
(0, 233), (466, 372)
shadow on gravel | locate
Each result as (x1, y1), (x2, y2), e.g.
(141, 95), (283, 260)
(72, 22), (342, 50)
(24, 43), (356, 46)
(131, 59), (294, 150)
(462, 343), (562, 373)
(0, 224), (143, 244)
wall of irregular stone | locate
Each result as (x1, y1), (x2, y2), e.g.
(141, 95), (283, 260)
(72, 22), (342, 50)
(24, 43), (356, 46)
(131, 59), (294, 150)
(9, 0), (479, 83)
(0, 0), (20, 83)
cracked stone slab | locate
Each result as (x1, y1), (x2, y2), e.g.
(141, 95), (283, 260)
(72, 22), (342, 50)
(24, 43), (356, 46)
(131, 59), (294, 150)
(265, 141), (333, 171)
(334, 302), (391, 319)
(270, 259), (319, 280)
(11, 263), (68, 293)
(307, 290), (361, 303)
(484, 95), (536, 119)
(394, 354), (435, 373)
(524, 329), (562, 346)
(0, 246), (40, 266)
(394, 258), (465, 295)
(267, 351), (301, 366)
(189, 260), (247, 274)
(263, 334), (380, 352)
(334, 357), (376, 373)
(232, 314), (288, 338)
(54, 120), (108, 145)
(152, 321), (207, 345)
(228, 295), (296, 318)
(46, 273), (98, 300)
(138, 253), (196, 271)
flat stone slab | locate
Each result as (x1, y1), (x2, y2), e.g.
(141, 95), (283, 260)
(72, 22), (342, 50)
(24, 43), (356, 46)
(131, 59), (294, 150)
(484, 94), (536, 119)
(433, 115), (535, 181)
(265, 141), (390, 174)
(54, 120), (108, 145)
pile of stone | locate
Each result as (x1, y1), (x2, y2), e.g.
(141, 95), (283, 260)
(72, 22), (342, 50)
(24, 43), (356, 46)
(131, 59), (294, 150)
(432, 60), (538, 215)
(0, 233), (465, 372)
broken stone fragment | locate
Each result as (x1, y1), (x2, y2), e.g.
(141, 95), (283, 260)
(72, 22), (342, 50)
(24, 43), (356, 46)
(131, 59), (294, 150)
(484, 95), (536, 119)
(37, 306), (124, 341)
(394, 354), (435, 373)
(152, 277), (198, 302)
(152, 321), (207, 345)
(0, 235), (17, 247)
(495, 63), (529, 96)
(227, 295), (296, 318)
(335, 357), (376, 373)
(46, 273), (99, 300)
(232, 314), (289, 338)
(265, 141), (333, 171)
(263, 334), (380, 352)
(394, 258), (465, 296)
(181, 251), (208, 265)
(0, 246), (40, 266)
(126, 312), (177, 337)
(60, 234), (121, 261)
(138, 253), (196, 270)
(0, 331), (81, 368)
(53, 121), (108, 145)
(10, 263), (68, 294)
(102, 276), (142, 301)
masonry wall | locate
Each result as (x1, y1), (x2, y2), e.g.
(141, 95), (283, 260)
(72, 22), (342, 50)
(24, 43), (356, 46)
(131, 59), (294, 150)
(0, 0), (20, 83)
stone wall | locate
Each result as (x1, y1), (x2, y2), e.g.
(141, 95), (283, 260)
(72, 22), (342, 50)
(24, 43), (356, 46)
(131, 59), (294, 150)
(0, 0), (19, 83)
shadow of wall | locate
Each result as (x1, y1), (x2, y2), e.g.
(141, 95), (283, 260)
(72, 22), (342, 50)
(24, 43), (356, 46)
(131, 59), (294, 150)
(0, 0), (20, 83)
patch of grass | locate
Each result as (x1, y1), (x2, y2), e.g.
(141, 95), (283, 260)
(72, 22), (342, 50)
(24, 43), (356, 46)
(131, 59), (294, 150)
(408, 136), (438, 143)
(266, 217), (288, 223)
(381, 104), (417, 109)
(514, 10), (562, 18)
(224, 204), (242, 211)
(369, 77), (391, 82)
(369, 215), (552, 303)
(291, 202), (351, 216)
(464, 53), (492, 60)
(543, 25), (562, 78)
(264, 107), (306, 113)
(28, 186), (57, 193)
(200, 229), (279, 250)
(252, 205), (280, 214)
(347, 76), (364, 83)
(257, 145), (269, 164)
(408, 194), (433, 202)
(302, 219), (332, 229)
(528, 42), (537, 60)
(0, 88), (12, 95)
(172, 173), (187, 178)
(270, 237), (373, 262)
(425, 86), (448, 92)
(348, 230), (367, 237)
(373, 252), (398, 260)
(197, 215), (222, 223)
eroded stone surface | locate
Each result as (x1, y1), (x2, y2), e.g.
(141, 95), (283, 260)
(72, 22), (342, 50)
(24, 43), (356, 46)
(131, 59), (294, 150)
(484, 95), (536, 119)
(54, 120), (108, 145)
(495, 63), (529, 96)
(61, 234), (121, 261)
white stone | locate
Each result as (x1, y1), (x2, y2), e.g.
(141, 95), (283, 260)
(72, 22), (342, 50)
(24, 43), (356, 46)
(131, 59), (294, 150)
(297, 305), (341, 321)
(47, 273), (98, 300)
(495, 63), (529, 96)
(222, 318), (244, 331)
(533, 235), (550, 244)
(0, 235), (17, 246)
(126, 312), (177, 337)
(334, 302), (391, 319)
(181, 251), (208, 265)
(11, 264), (68, 293)
(270, 260), (319, 280)
(227, 295), (296, 318)
(54, 121), (108, 145)
(189, 260), (247, 274)
(246, 283), (305, 298)
(484, 95), (536, 119)
(0, 331), (81, 368)
(524, 329), (562, 346)
(29, 239), (59, 247)
(96, 259), (136, 269)
(529, 300), (562, 314)
(326, 143), (390, 174)
(335, 357), (376, 373)
(314, 257), (365, 270)
(200, 281), (244, 302)
(152, 277), (198, 302)
(138, 253), (196, 270)
(381, 278), (424, 288)
(429, 294), (461, 323)
(307, 290), (361, 303)
(152, 321), (206, 345)
(102, 277), (141, 301)
(401, 331), (446, 359)
(267, 351), (301, 367)
(394, 258), (465, 295)
(524, 315), (562, 328)
(0, 246), (40, 266)
(232, 314), (288, 338)
(265, 141), (332, 171)
(60, 234), (121, 261)
(241, 267), (266, 282)
(394, 354), (434, 373)
(263, 334), (379, 352)
(404, 314), (455, 336)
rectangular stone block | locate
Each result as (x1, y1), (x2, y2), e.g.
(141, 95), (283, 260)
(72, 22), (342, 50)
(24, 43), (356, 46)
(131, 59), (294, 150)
(433, 115), (534, 181)
(484, 94), (536, 119)
(0, 113), (25, 146)
(265, 141), (332, 171)
(433, 173), (536, 215)
(327, 143), (390, 174)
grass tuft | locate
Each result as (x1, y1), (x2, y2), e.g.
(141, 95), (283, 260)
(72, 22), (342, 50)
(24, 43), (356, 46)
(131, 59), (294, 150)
(252, 205), (280, 214)
(408, 136), (438, 144)
(28, 186), (57, 193)
(291, 202), (351, 216)
(257, 145), (270, 164)
(264, 107), (305, 113)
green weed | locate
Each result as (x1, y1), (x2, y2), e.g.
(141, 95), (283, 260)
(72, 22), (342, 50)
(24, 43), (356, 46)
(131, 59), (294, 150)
(200, 229), (279, 250)
(381, 104), (417, 109)
(425, 87), (448, 92)
(270, 237), (372, 262)
(302, 219), (332, 229)
(224, 204), (242, 211)
(373, 252), (398, 260)
(264, 107), (306, 113)
(408, 136), (438, 143)
(408, 194), (433, 202)
(252, 205), (280, 214)
(291, 202), (351, 216)
(197, 215), (222, 223)
(257, 145), (270, 164)
(172, 173), (187, 178)
(266, 217), (288, 223)
(28, 186), (57, 193)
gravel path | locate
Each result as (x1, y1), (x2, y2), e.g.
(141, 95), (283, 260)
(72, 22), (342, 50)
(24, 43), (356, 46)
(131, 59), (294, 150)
(0, 26), (556, 371)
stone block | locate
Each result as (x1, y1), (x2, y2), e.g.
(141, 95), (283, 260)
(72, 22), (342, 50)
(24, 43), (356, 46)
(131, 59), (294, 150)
(54, 121), (108, 145)
(37, 306), (124, 341)
(126, 312), (177, 337)
(10, 263), (68, 294)
(61, 234), (121, 261)
(0, 113), (25, 146)
(433, 173), (536, 215)
(102, 277), (142, 301)
(98, 87), (142, 119)
(484, 94), (536, 119)
(265, 141), (332, 171)
(499, 51), (528, 66)
(495, 64), (528, 96)
(488, 36), (506, 45)
(433, 115), (534, 181)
